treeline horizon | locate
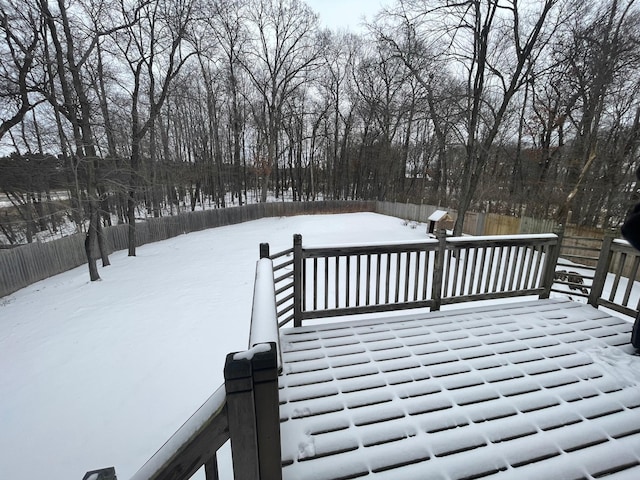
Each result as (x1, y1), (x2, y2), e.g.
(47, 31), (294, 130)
(1, 0), (639, 262)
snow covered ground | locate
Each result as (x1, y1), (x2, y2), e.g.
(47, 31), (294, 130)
(0, 213), (430, 480)
(1, 212), (637, 480)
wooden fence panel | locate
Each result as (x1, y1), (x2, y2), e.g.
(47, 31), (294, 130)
(0, 201), (376, 298)
(483, 213), (521, 235)
(520, 216), (557, 234)
(1, 199), (621, 299)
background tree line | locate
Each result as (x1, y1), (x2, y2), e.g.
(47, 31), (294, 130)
(1, 0), (639, 277)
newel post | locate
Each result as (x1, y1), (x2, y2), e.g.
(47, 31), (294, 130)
(540, 224), (564, 299)
(260, 243), (270, 259)
(432, 229), (447, 311)
(293, 234), (303, 327)
(225, 342), (282, 480)
(224, 352), (259, 480)
(251, 343), (282, 480)
(589, 228), (616, 307)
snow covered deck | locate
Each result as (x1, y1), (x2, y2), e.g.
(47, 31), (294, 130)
(278, 298), (640, 480)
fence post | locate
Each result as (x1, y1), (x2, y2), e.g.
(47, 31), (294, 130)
(224, 353), (260, 480)
(293, 234), (303, 327)
(431, 229), (447, 311)
(540, 224), (564, 299)
(589, 228), (616, 308)
(260, 243), (270, 259)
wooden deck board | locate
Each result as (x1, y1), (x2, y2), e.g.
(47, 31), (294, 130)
(278, 298), (640, 480)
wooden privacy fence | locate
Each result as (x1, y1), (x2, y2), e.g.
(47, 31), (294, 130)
(374, 202), (560, 236)
(0, 201), (375, 298)
(1, 198), (627, 299)
(269, 231), (562, 327)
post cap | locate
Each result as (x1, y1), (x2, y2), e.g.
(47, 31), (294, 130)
(251, 342), (277, 372)
(224, 352), (252, 381)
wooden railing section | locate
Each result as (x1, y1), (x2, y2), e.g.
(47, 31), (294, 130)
(261, 243), (296, 328)
(274, 231), (561, 327)
(589, 234), (640, 320)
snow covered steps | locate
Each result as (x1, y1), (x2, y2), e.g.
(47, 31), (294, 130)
(278, 298), (640, 480)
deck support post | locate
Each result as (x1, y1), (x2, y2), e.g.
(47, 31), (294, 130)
(224, 342), (282, 480)
(540, 224), (564, 299)
(589, 229), (616, 307)
(432, 229), (447, 311)
(293, 234), (303, 327)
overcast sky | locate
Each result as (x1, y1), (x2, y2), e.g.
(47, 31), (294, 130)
(305, 0), (389, 32)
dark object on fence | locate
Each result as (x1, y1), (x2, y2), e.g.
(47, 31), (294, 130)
(83, 467), (117, 480)
(554, 269), (589, 295)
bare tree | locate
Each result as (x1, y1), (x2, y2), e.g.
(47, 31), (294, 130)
(240, 0), (323, 202)
(204, 0), (250, 205)
(314, 31), (360, 200)
(379, 0), (564, 234)
(0, 1), (43, 141)
(38, 0), (117, 280)
(116, 0), (194, 256)
(555, 0), (640, 223)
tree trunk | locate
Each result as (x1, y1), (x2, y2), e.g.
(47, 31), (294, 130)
(85, 201), (100, 281)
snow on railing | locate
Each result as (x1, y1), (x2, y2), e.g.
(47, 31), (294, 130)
(249, 257), (282, 371)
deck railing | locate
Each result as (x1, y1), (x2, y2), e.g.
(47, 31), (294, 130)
(85, 229), (640, 480)
(270, 231), (562, 327)
(588, 232), (640, 347)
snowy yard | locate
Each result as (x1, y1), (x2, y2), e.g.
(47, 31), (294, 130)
(0, 213), (429, 480)
(1, 212), (638, 480)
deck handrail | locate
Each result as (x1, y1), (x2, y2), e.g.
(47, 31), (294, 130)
(129, 385), (229, 480)
(272, 230), (562, 327)
(249, 257), (282, 371)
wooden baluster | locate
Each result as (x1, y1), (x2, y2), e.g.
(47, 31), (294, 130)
(293, 234), (303, 327)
